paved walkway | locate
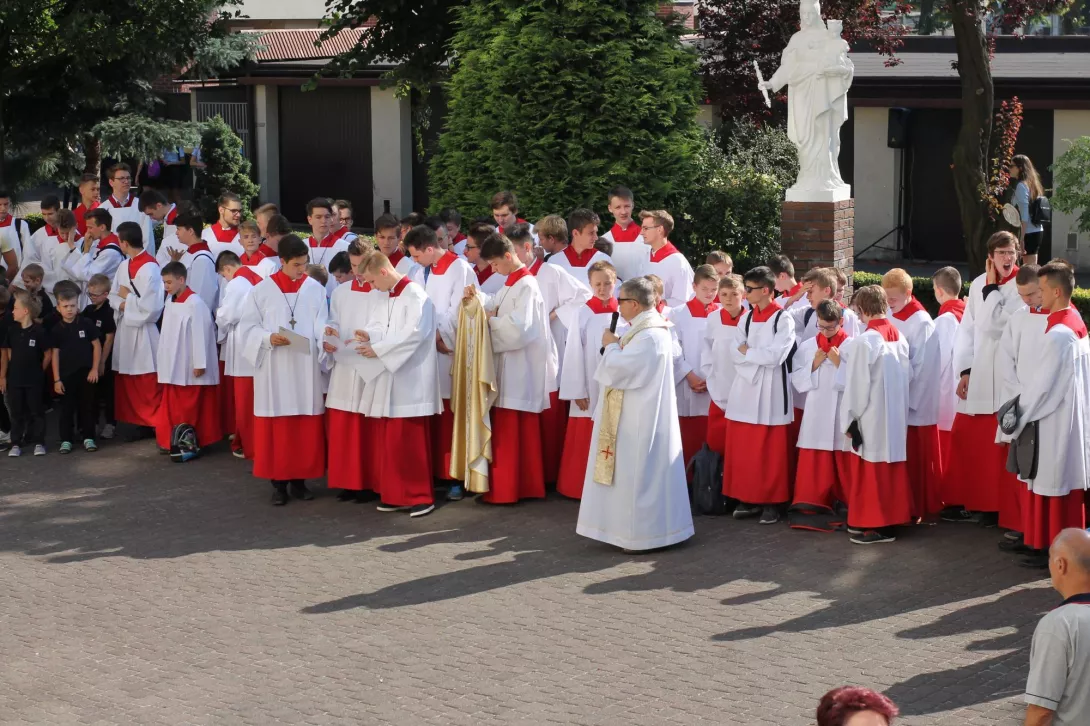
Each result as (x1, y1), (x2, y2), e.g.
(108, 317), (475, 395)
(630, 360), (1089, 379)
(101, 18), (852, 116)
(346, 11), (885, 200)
(0, 438), (1050, 725)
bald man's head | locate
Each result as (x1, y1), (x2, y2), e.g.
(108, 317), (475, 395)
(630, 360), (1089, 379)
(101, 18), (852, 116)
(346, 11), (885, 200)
(1054, 529), (1090, 570)
(1050, 528), (1090, 597)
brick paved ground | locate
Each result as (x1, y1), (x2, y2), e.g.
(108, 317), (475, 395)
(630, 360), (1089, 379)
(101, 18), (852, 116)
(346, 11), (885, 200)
(0, 437), (1053, 725)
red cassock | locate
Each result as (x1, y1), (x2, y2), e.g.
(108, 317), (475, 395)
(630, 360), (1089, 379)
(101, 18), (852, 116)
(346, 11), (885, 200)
(946, 412), (1014, 513)
(154, 383), (224, 449)
(906, 424), (943, 519)
(432, 399), (457, 480)
(1023, 490), (1086, 551)
(724, 420), (791, 505)
(253, 414), (326, 480)
(678, 416), (708, 479)
(846, 456), (915, 529)
(787, 407), (804, 480)
(115, 372), (162, 428)
(219, 360), (236, 448)
(792, 449), (852, 513)
(706, 402), (728, 458)
(539, 390), (568, 484)
(373, 417), (433, 506)
(557, 416), (594, 500)
(937, 429), (954, 496)
(483, 408), (545, 504)
(233, 377), (256, 460)
(325, 409), (378, 493)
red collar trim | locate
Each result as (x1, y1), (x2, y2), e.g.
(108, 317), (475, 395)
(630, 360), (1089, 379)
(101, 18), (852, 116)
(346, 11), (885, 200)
(1046, 307), (1088, 338)
(188, 241), (211, 255)
(388, 249), (405, 268)
(273, 270), (306, 293)
(563, 245), (598, 267)
(75, 201), (100, 213)
(258, 243), (277, 258)
(749, 301), (783, 323)
(498, 218), (527, 234)
(655, 300), (667, 314)
(610, 222), (642, 243)
(817, 329), (849, 352)
(892, 296), (927, 321)
(587, 296), (618, 314)
(108, 194), (134, 208)
(309, 227), (348, 248)
(938, 299), (966, 322)
(128, 251), (157, 278)
(1030, 306), (1049, 315)
(686, 298), (720, 318)
(780, 281), (802, 298)
(649, 242), (680, 264)
(1000, 265), (1019, 285)
(504, 266), (532, 287)
(867, 318), (901, 341)
(56, 232), (77, 244)
(452, 232), (467, 244)
(165, 205), (178, 225)
(97, 233), (120, 252)
(389, 276), (412, 298)
(210, 223), (238, 243)
(720, 308), (744, 327)
(235, 267), (263, 286)
(431, 250), (458, 275)
(476, 265), (494, 284)
(173, 287), (195, 304)
(529, 258), (544, 276)
(0, 215), (11, 228)
(351, 279), (373, 293)
(240, 250), (267, 265)
(44, 224), (58, 238)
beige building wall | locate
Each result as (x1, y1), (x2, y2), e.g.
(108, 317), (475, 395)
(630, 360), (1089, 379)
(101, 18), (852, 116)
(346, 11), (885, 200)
(851, 107), (898, 261)
(369, 87), (415, 221)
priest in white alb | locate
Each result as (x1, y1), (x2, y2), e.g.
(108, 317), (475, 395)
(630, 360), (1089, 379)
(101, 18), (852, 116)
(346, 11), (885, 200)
(238, 235), (329, 506)
(576, 276), (694, 552)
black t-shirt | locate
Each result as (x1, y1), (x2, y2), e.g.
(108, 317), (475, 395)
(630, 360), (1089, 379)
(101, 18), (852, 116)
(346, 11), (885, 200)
(81, 302), (117, 363)
(4, 289), (55, 326)
(50, 316), (101, 378)
(2, 322), (50, 387)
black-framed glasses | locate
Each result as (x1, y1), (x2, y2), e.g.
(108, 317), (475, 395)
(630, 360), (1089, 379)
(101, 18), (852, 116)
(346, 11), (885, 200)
(640, 225), (661, 232)
(465, 245), (479, 251)
(744, 285), (764, 293)
(618, 297), (636, 304)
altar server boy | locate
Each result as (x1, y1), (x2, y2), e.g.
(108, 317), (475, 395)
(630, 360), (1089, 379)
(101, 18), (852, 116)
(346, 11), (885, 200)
(238, 235), (328, 505)
(558, 261), (625, 499)
(701, 275), (746, 464)
(930, 266), (965, 496)
(216, 251), (265, 459)
(839, 285), (914, 544)
(358, 252), (442, 517)
(641, 210), (693, 307)
(155, 262), (222, 452)
(174, 210), (220, 313)
(109, 221), (164, 430)
(667, 264), (720, 470)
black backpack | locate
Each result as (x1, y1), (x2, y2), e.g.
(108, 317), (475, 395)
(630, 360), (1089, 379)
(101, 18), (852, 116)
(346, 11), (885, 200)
(169, 423), (200, 462)
(744, 309), (796, 415)
(686, 444), (731, 516)
(1030, 195), (1052, 227)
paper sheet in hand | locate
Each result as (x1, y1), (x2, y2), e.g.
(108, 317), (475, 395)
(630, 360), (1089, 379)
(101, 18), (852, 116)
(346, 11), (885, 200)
(277, 326), (311, 355)
(332, 337), (385, 382)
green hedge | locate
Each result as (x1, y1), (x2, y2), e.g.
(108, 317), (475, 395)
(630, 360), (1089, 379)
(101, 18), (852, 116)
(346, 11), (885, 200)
(853, 271), (1090, 319)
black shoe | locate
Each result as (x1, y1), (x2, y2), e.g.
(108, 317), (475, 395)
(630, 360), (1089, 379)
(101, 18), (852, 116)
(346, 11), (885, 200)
(758, 507), (780, 525)
(733, 504), (762, 520)
(409, 503), (435, 518)
(271, 485), (289, 506)
(353, 490), (380, 503)
(998, 539), (1034, 554)
(289, 481), (314, 501)
(336, 490), (357, 502)
(939, 506), (974, 523)
(376, 502), (411, 513)
(158, 446), (170, 455)
(976, 512), (999, 528)
(1020, 552), (1050, 569)
(850, 529), (896, 545)
(845, 525), (864, 536)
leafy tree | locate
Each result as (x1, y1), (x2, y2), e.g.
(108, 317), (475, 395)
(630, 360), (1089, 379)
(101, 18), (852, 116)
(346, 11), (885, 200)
(194, 116), (259, 222)
(718, 119), (798, 191)
(428, 0), (703, 223)
(93, 115), (205, 165)
(1051, 135), (1090, 235)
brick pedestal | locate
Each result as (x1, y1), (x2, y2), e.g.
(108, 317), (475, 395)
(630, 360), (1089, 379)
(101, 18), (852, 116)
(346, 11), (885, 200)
(780, 199), (855, 296)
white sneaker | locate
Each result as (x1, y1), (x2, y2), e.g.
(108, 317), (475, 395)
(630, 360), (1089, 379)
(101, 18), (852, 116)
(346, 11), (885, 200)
(8, 445), (21, 457)
(0, 431), (10, 445)
(100, 424), (116, 440)
(33, 445), (46, 456)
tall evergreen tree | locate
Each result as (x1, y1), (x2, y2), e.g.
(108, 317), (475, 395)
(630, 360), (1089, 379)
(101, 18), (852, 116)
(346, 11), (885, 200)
(429, 0), (703, 221)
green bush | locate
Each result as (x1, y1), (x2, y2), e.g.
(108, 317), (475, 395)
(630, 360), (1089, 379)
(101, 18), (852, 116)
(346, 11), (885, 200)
(194, 115), (259, 223)
(853, 271), (1090, 319)
(23, 212), (45, 234)
(718, 120), (798, 191)
(669, 131), (783, 270)
(429, 0), (703, 222)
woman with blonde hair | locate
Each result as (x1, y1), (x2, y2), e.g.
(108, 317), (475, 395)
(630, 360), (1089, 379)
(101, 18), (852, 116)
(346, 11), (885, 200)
(1010, 154), (1045, 265)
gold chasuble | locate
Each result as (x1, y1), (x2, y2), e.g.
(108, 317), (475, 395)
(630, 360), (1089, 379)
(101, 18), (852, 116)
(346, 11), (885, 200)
(449, 295), (498, 492)
(593, 312), (670, 486)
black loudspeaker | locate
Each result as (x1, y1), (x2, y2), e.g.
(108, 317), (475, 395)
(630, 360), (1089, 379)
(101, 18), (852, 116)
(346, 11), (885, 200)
(888, 107), (911, 149)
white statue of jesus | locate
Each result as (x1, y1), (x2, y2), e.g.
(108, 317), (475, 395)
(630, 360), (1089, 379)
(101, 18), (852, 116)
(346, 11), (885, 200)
(759, 0), (855, 202)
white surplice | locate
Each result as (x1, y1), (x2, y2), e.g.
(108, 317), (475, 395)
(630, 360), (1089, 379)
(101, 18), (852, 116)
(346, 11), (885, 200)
(155, 232), (188, 268)
(358, 280), (442, 419)
(0, 216), (30, 265)
(482, 269), (551, 413)
(599, 223), (647, 281)
(576, 311), (694, 550)
(560, 300), (628, 419)
(667, 299), (719, 417)
(532, 259), (591, 389)
(180, 244), (220, 314)
(645, 243), (694, 309)
(109, 252), (164, 375)
(890, 304), (941, 427)
(63, 236), (125, 295)
(839, 323), (911, 463)
(547, 246), (612, 290)
(701, 309), (746, 411)
(785, 303), (862, 412)
(217, 269), (264, 378)
(933, 308), (962, 432)
(325, 280), (382, 413)
(201, 224), (245, 260)
(995, 307), (1049, 443)
(238, 273), (328, 417)
(791, 336), (849, 452)
(953, 272), (1024, 414)
(412, 251), (479, 400)
(1009, 311), (1090, 497)
(157, 292), (219, 386)
(725, 304), (797, 426)
(307, 233), (353, 295)
(100, 195), (156, 256)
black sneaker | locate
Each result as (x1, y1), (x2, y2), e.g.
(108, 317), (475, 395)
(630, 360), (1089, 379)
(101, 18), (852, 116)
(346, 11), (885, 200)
(976, 512), (999, 529)
(289, 481), (314, 501)
(376, 503), (411, 513)
(733, 504), (762, 520)
(409, 503), (435, 518)
(940, 506), (974, 523)
(336, 490), (357, 502)
(998, 539), (1034, 554)
(271, 488), (289, 506)
(845, 526), (864, 536)
(758, 507), (780, 525)
(850, 529), (896, 545)
(1003, 530), (1023, 541)
(353, 490), (380, 503)
(1019, 552), (1050, 569)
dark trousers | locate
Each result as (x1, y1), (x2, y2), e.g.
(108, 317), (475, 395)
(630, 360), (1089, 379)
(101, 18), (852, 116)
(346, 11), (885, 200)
(6, 384), (45, 447)
(59, 369), (97, 442)
(97, 366), (116, 426)
(0, 392), (10, 433)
